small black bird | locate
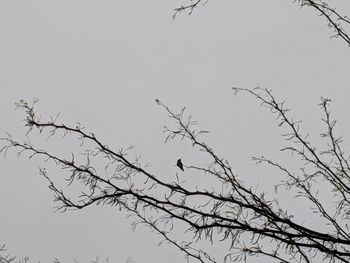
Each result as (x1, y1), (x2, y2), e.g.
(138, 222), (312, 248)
(177, 158), (184, 171)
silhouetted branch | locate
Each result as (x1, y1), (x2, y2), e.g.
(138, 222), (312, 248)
(174, 0), (350, 46)
(0, 244), (15, 263)
(2, 87), (350, 262)
(297, 0), (350, 46)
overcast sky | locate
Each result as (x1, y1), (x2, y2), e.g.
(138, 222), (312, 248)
(1, 1), (350, 262)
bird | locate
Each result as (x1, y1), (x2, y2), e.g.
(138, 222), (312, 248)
(177, 158), (184, 171)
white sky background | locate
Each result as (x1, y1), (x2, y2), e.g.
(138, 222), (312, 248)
(0, 0), (350, 262)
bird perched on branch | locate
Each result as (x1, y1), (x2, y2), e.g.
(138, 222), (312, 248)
(177, 158), (184, 171)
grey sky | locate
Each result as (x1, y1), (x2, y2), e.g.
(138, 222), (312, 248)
(0, 1), (350, 262)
